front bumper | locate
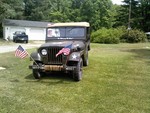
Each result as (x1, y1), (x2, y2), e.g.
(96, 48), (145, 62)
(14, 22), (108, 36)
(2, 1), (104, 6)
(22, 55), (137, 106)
(29, 64), (76, 71)
(16, 38), (27, 41)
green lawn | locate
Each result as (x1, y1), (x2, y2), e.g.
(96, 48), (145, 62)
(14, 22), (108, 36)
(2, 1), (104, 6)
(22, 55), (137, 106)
(0, 39), (14, 45)
(0, 43), (150, 113)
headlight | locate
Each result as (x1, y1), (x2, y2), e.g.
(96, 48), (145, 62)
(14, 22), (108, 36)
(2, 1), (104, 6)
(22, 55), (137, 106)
(41, 49), (47, 55)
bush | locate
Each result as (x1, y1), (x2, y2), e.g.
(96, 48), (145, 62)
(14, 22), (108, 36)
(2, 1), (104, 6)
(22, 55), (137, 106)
(91, 27), (125, 44)
(121, 29), (147, 43)
(91, 27), (147, 44)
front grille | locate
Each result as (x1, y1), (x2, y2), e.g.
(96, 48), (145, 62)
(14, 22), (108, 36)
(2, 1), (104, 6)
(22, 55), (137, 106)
(47, 47), (63, 64)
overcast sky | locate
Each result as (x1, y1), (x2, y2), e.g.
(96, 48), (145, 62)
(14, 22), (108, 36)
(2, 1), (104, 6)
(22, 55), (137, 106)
(111, 0), (123, 5)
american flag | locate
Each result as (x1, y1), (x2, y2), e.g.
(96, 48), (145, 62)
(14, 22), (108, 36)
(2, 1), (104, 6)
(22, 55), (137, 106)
(56, 44), (72, 57)
(15, 45), (28, 59)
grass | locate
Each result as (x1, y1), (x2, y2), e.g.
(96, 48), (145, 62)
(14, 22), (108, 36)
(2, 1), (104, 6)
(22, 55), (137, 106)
(0, 43), (150, 113)
(0, 39), (15, 45)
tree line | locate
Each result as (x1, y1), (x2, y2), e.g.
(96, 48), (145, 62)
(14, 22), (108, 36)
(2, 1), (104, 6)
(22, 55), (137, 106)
(114, 0), (150, 32)
(0, 0), (150, 37)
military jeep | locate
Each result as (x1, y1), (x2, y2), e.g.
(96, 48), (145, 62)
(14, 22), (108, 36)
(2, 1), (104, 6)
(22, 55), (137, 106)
(29, 22), (90, 81)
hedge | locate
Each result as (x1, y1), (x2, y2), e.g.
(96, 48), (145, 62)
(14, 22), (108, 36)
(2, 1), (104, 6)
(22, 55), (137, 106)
(91, 27), (147, 44)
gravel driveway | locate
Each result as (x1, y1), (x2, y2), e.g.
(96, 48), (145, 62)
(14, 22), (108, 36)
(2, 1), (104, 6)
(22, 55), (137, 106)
(0, 43), (43, 53)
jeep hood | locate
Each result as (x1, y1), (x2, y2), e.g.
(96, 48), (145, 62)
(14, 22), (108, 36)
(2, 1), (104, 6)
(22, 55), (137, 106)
(40, 41), (85, 50)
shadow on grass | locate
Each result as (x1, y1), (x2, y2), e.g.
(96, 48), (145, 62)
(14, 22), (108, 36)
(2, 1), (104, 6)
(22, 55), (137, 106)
(122, 48), (150, 64)
(25, 72), (74, 85)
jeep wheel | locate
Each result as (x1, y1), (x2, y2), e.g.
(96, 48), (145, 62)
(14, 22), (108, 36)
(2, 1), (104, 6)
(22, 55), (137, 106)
(32, 62), (43, 79)
(73, 58), (83, 81)
(33, 69), (42, 79)
(83, 51), (88, 66)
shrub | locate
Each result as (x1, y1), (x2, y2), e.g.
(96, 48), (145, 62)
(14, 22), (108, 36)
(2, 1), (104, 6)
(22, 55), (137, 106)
(91, 27), (147, 44)
(121, 29), (147, 43)
(91, 27), (124, 44)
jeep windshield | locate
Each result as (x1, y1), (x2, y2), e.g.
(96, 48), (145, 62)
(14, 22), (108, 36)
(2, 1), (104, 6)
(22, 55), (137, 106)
(47, 27), (85, 39)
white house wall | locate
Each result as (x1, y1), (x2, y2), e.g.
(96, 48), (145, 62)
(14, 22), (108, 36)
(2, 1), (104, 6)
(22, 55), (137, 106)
(3, 26), (46, 41)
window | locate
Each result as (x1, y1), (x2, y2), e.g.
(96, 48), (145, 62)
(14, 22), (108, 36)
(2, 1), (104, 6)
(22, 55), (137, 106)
(47, 27), (85, 38)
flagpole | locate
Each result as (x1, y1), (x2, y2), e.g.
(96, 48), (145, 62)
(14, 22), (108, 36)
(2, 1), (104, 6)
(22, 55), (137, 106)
(28, 54), (39, 67)
(15, 45), (39, 68)
(25, 48), (39, 68)
(26, 52), (39, 68)
(24, 47), (39, 67)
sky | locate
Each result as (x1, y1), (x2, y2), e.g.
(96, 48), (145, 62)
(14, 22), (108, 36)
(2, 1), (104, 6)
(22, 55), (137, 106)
(111, 0), (123, 5)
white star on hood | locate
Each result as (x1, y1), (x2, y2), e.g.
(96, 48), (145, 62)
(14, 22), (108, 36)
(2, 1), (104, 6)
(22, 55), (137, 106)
(72, 54), (77, 59)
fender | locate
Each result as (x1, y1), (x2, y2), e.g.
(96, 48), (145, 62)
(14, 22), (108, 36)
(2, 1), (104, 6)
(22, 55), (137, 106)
(30, 52), (42, 62)
(69, 52), (81, 61)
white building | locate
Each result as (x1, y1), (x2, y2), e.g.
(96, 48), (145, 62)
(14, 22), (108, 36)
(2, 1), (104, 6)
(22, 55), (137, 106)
(2, 19), (51, 41)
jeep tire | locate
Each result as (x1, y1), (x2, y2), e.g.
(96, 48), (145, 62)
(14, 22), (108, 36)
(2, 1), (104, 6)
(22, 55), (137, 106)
(73, 58), (83, 81)
(32, 62), (43, 79)
(83, 51), (88, 66)
(33, 69), (42, 79)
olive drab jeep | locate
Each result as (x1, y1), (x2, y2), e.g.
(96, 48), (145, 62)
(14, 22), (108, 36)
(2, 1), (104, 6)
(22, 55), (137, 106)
(29, 22), (90, 81)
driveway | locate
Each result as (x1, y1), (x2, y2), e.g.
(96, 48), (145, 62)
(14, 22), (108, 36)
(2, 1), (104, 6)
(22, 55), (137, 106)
(0, 43), (43, 53)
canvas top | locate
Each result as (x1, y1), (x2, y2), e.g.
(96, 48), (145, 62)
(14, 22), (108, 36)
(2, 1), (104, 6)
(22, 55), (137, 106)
(47, 22), (90, 27)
